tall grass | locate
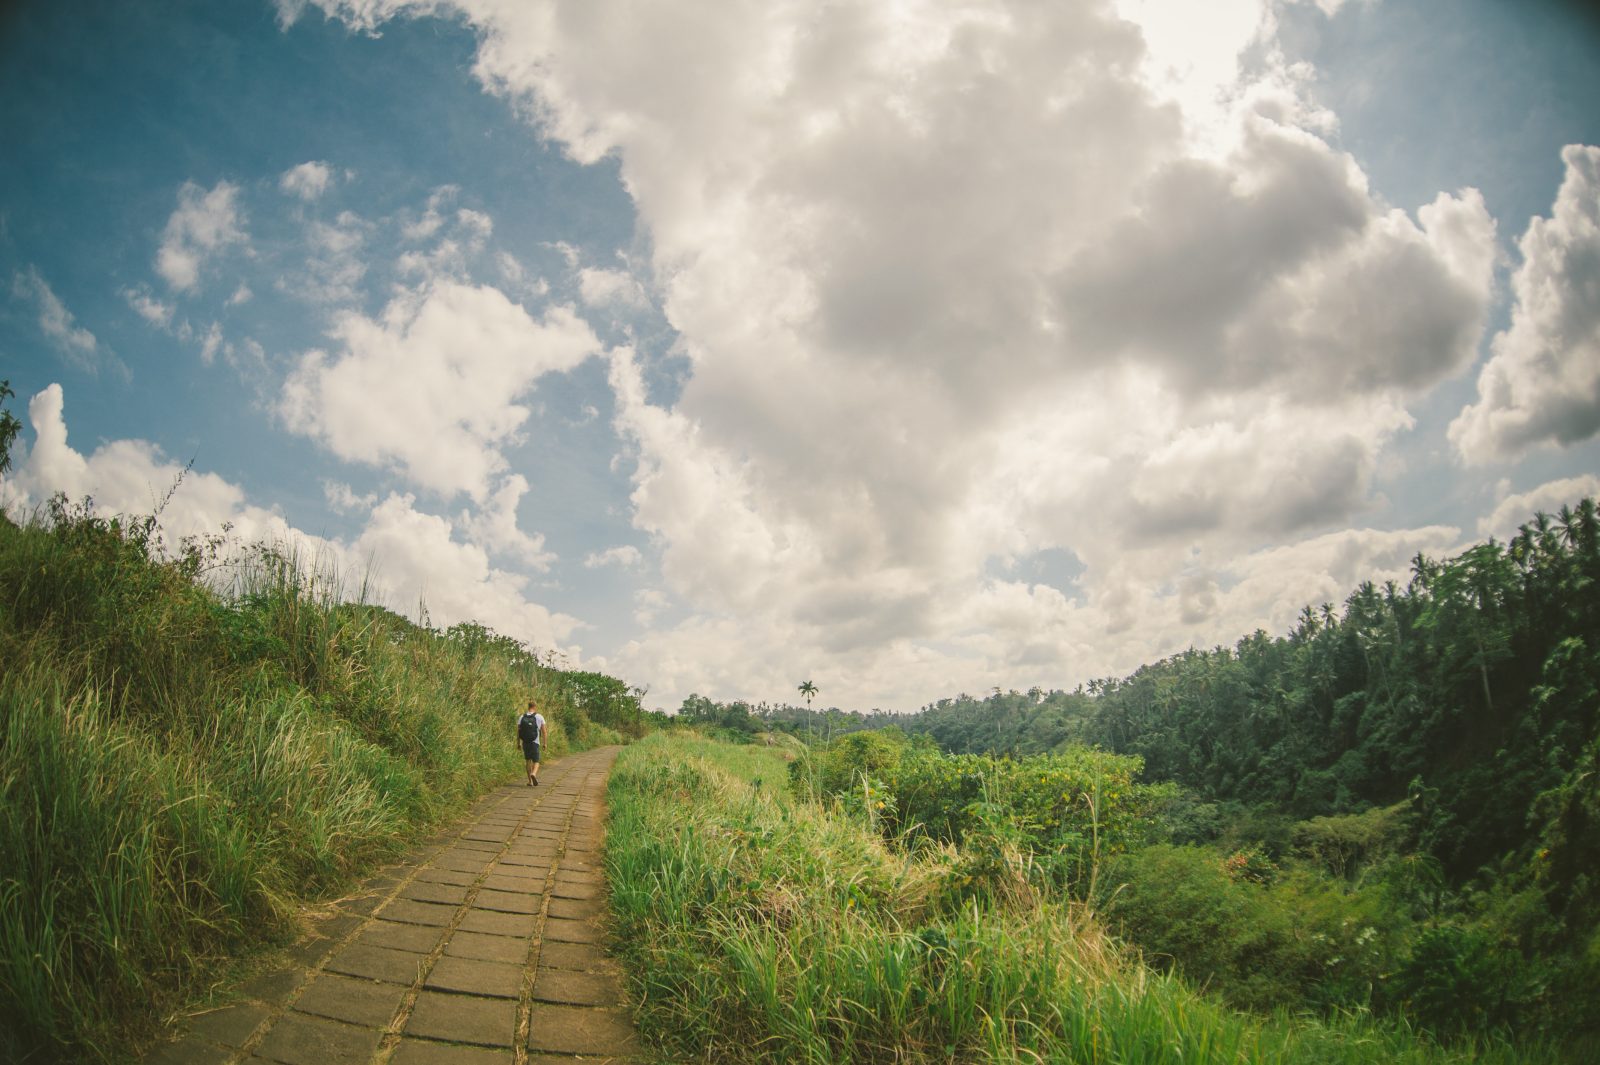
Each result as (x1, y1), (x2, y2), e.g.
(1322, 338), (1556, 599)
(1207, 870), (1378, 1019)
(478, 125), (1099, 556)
(606, 733), (1549, 1064)
(0, 503), (604, 1062)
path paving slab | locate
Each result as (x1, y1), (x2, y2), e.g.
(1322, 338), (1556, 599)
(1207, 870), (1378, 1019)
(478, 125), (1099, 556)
(416, 865), (477, 886)
(186, 1002), (270, 1048)
(324, 942), (426, 984)
(401, 879), (471, 905)
(425, 955), (523, 998)
(537, 940), (618, 973)
(353, 919), (445, 954)
(380, 898), (459, 927)
(532, 967), (620, 1006)
(253, 1011), (381, 1065)
(547, 895), (604, 920)
(527, 1003), (642, 1056)
(391, 1038), (514, 1065)
(457, 909), (536, 937)
(543, 917), (600, 944)
(551, 881), (602, 901)
(404, 990), (516, 1046)
(444, 929), (530, 964)
(472, 888), (541, 914)
(293, 972), (407, 1027)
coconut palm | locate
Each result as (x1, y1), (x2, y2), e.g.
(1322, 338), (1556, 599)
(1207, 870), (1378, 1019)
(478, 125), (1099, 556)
(798, 680), (817, 708)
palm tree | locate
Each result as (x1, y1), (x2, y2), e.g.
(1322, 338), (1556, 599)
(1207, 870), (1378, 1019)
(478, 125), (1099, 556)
(798, 680), (818, 708)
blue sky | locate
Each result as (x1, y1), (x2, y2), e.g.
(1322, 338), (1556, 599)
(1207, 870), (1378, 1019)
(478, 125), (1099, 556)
(3, 0), (1598, 712)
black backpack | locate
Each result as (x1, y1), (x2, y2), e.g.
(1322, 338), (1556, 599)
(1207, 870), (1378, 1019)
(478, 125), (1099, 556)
(518, 712), (541, 743)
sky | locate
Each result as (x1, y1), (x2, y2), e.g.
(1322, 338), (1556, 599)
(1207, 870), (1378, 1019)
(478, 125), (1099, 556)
(2, 0), (1598, 714)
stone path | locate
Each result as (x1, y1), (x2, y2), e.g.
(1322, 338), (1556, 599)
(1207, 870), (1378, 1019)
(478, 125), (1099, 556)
(143, 747), (644, 1065)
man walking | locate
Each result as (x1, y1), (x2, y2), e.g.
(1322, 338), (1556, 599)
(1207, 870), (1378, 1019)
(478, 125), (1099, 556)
(517, 699), (546, 786)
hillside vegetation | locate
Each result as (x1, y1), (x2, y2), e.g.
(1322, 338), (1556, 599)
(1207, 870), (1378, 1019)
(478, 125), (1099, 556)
(671, 499), (1600, 1056)
(607, 732), (1539, 1063)
(0, 487), (644, 1062)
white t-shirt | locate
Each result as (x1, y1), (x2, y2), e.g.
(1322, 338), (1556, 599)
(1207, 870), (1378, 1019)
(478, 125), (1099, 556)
(517, 710), (546, 740)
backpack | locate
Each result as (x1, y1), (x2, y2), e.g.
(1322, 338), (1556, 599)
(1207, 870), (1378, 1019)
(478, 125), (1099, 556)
(518, 712), (541, 743)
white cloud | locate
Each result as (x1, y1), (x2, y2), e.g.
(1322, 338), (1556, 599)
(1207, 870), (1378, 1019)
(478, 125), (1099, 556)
(353, 492), (582, 647)
(280, 280), (603, 501)
(1478, 475), (1600, 542)
(323, 479), (378, 514)
(280, 160), (337, 201)
(1450, 144), (1600, 464)
(12, 268), (106, 374)
(278, 209), (371, 305)
(457, 473), (556, 569)
(583, 544), (642, 569)
(157, 180), (248, 292)
(578, 266), (649, 310)
(124, 285), (175, 328)
(228, 283), (254, 307)
(298, 0), (1507, 709)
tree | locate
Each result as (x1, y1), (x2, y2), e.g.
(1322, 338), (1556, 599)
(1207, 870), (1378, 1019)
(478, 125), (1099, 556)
(798, 680), (817, 708)
(0, 380), (21, 476)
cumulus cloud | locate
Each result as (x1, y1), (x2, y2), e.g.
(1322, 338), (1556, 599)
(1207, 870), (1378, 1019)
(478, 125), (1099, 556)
(1478, 475), (1600, 542)
(294, 0), (1507, 708)
(280, 160), (337, 201)
(280, 279), (602, 500)
(3, 384), (584, 655)
(157, 180), (248, 292)
(1450, 144), (1600, 463)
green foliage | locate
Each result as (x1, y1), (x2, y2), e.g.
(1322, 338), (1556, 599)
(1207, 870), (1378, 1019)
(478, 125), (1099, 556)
(1098, 844), (1411, 1015)
(0, 500), (637, 1061)
(1293, 802), (1414, 879)
(790, 734), (1171, 896)
(607, 734), (1536, 1064)
(0, 379), (21, 476)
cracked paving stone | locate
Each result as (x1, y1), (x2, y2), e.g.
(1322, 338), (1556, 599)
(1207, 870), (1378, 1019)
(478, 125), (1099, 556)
(470, 888), (539, 914)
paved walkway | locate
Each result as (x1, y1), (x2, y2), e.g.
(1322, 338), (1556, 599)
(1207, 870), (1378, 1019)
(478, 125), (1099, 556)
(143, 747), (644, 1065)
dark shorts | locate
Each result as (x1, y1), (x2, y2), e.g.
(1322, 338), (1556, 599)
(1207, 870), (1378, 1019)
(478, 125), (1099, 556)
(521, 739), (541, 762)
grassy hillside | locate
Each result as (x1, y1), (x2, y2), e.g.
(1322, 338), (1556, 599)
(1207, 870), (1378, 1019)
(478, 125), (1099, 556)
(606, 732), (1547, 1064)
(0, 498), (631, 1062)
